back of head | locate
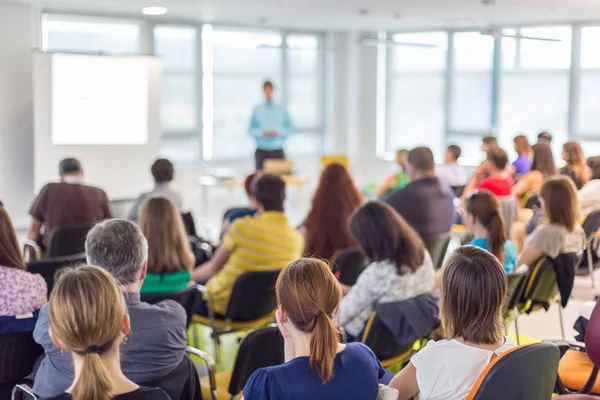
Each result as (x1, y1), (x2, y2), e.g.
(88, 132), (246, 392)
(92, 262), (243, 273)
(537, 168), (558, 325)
(349, 201), (425, 274)
(85, 219), (148, 285)
(563, 141), (588, 184)
(538, 131), (553, 144)
(0, 207), (25, 270)
(253, 174), (286, 212)
(513, 135), (531, 155)
(59, 158), (83, 177)
(276, 258), (342, 383)
(151, 158), (175, 184)
(482, 136), (499, 150)
(486, 148), (509, 171)
(540, 176), (579, 232)
(244, 171), (262, 200)
(531, 143), (556, 177)
(447, 145), (461, 162)
(49, 265), (126, 400)
(138, 197), (194, 274)
(304, 164), (362, 259)
(588, 156), (600, 180)
(441, 246), (507, 345)
(465, 190), (506, 262)
(408, 147), (435, 174)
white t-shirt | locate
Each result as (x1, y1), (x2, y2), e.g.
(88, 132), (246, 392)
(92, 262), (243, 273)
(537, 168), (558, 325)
(411, 336), (516, 400)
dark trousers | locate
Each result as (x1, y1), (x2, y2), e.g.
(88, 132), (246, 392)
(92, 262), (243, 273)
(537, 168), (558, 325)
(255, 148), (285, 171)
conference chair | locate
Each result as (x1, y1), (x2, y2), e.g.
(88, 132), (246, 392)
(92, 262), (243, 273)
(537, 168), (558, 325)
(332, 248), (367, 286)
(524, 193), (542, 211)
(503, 265), (529, 344)
(451, 185), (465, 198)
(193, 270), (281, 366)
(200, 327), (284, 400)
(141, 283), (202, 328)
(576, 210), (600, 288)
(555, 396), (599, 399)
(554, 298), (600, 395)
(0, 330), (43, 400)
(47, 222), (94, 258)
(27, 252), (86, 296)
(422, 234), (451, 270)
(465, 342), (560, 400)
(222, 207), (254, 223)
(182, 211), (198, 237)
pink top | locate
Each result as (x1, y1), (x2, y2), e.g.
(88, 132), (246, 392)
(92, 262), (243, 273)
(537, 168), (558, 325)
(0, 265), (47, 316)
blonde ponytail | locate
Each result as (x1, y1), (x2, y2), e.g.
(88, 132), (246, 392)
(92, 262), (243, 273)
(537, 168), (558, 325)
(72, 352), (114, 400)
(309, 312), (340, 383)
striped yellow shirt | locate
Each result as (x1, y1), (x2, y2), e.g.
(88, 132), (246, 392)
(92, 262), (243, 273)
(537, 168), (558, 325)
(206, 211), (304, 314)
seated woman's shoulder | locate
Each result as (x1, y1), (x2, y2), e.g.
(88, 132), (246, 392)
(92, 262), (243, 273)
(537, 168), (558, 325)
(243, 368), (281, 400)
(122, 386), (171, 399)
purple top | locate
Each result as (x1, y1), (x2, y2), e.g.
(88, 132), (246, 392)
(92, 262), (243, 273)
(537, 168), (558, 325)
(512, 154), (532, 175)
(0, 265), (47, 316)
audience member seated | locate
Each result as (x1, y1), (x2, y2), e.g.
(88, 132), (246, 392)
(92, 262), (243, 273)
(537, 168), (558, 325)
(43, 265), (170, 400)
(464, 190), (517, 273)
(390, 246), (516, 400)
(376, 149), (409, 198)
(127, 158), (183, 222)
(33, 219), (187, 398)
(228, 172), (261, 224)
(512, 142), (556, 202)
(192, 174), (303, 316)
(242, 258), (389, 399)
(517, 176), (586, 267)
(509, 134), (532, 178)
(28, 158), (112, 251)
(481, 136), (499, 153)
(301, 163), (363, 260)
(437, 144), (468, 189)
(0, 206), (46, 316)
(560, 141), (588, 190)
(338, 201), (434, 341)
(138, 197), (195, 294)
(537, 130), (553, 145)
(464, 148), (514, 198)
(579, 156), (600, 215)
(384, 147), (455, 238)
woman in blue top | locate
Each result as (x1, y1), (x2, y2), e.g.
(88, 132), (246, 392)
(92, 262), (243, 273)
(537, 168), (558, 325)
(243, 258), (389, 400)
(465, 190), (517, 273)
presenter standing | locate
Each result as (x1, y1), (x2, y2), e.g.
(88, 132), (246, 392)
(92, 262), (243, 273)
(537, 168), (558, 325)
(249, 81), (292, 171)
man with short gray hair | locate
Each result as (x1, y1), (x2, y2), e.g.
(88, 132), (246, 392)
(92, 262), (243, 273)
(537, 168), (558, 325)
(33, 219), (187, 398)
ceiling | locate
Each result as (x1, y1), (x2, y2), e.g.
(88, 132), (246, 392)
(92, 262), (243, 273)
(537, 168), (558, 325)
(7, 0), (600, 31)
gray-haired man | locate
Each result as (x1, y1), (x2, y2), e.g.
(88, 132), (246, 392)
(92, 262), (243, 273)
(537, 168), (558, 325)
(33, 219), (187, 397)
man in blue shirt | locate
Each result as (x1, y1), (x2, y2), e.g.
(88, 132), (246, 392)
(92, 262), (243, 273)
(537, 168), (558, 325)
(248, 81), (293, 170)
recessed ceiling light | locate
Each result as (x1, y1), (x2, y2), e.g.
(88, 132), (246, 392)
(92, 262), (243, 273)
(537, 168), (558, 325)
(142, 6), (168, 16)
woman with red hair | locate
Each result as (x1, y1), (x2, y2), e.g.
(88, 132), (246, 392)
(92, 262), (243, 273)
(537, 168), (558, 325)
(302, 163), (363, 260)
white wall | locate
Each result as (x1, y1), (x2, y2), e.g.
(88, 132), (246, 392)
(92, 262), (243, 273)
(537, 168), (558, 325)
(0, 3), (40, 228)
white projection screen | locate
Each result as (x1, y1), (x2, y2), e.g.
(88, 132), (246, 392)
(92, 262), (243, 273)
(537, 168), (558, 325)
(33, 52), (162, 200)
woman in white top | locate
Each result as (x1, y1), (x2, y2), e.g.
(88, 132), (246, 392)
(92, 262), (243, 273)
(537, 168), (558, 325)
(390, 246), (515, 400)
(579, 156), (600, 216)
(518, 176), (586, 267)
(338, 201), (435, 340)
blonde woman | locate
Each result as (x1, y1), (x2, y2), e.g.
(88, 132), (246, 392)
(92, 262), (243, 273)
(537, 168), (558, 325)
(44, 265), (169, 400)
(377, 149), (410, 197)
(561, 141), (588, 190)
(138, 196), (195, 294)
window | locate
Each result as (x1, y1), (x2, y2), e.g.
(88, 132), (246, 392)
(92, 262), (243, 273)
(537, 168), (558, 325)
(43, 14), (141, 54)
(154, 26), (200, 161)
(576, 27), (600, 137)
(520, 26), (572, 70)
(386, 32), (447, 156)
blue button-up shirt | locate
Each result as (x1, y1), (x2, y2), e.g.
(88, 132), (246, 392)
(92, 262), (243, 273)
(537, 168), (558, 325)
(248, 102), (293, 150)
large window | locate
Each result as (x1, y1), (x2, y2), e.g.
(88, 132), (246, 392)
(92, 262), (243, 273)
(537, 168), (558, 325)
(42, 14), (326, 162)
(577, 27), (600, 139)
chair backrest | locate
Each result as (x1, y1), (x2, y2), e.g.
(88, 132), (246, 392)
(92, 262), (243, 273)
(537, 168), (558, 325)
(520, 257), (560, 306)
(504, 265), (529, 317)
(181, 212), (197, 237)
(222, 207), (254, 222)
(0, 331), (44, 385)
(47, 223), (94, 258)
(141, 283), (201, 328)
(451, 185), (466, 198)
(467, 342), (559, 400)
(141, 355), (201, 400)
(422, 234), (451, 270)
(581, 210), (600, 238)
(228, 326), (284, 396)
(524, 194), (542, 210)
(225, 270), (281, 321)
(360, 312), (417, 361)
(27, 253), (86, 296)
(332, 248), (367, 286)
(585, 298), (600, 367)
(499, 196), (519, 237)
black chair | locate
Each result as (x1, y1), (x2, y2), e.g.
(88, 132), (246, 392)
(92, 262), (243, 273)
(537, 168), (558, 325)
(222, 207), (253, 223)
(182, 211), (198, 237)
(332, 248), (366, 286)
(466, 342), (560, 400)
(27, 253), (86, 296)
(47, 223), (94, 258)
(200, 327), (284, 400)
(141, 283), (202, 328)
(524, 194), (542, 210)
(577, 210), (600, 288)
(422, 234), (451, 270)
(193, 270), (281, 366)
(0, 332), (43, 400)
(451, 185), (466, 198)
(503, 265), (529, 344)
